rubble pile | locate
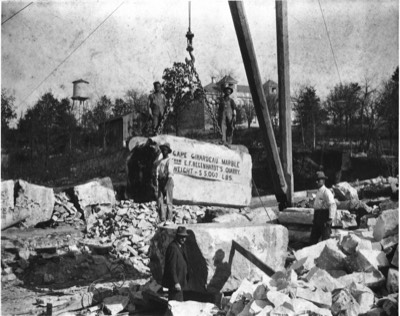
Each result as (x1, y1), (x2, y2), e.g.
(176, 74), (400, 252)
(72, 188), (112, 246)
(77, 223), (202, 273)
(225, 209), (399, 316)
(82, 200), (211, 273)
(51, 192), (84, 226)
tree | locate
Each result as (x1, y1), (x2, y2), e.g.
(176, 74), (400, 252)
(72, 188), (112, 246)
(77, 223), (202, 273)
(293, 86), (326, 149)
(1, 89), (17, 146)
(377, 67), (399, 153)
(242, 100), (255, 129)
(112, 98), (130, 117)
(266, 93), (279, 131)
(82, 95), (113, 148)
(326, 82), (361, 140)
(17, 92), (77, 162)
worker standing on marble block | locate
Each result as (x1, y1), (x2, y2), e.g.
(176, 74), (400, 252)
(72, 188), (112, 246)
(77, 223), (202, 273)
(156, 142), (174, 223)
(218, 84), (237, 145)
(310, 171), (337, 245)
(162, 226), (189, 301)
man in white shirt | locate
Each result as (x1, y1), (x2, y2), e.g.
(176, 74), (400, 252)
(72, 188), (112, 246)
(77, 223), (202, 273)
(310, 171), (337, 245)
(156, 142), (174, 222)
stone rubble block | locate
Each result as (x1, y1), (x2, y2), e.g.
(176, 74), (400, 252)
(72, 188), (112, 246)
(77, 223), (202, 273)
(380, 234), (399, 251)
(149, 223), (288, 293)
(337, 271), (385, 289)
(331, 288), (360, 316)
(392, 245), (399, 267)
(295, 286), (332, 309)
(13, 180), (55, 227)
(315, 243), (347, 271)
(73, 177), (116, 212)
(305, 267), (344, 292)
(1, 180), (14, 227)
(373, 209), (399, 241)
(294, 239), (338, 271)
(386, 268), (399, 294)
(278, 207), (314, 225)
(349, 282), (375, 314)
(103, 295), (129, 315)
(168, 300), (219, 316)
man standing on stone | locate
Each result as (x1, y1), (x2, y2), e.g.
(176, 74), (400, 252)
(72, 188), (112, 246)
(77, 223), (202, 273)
(309, 171), (337, 245)
(218, 84), (236, 145)
(148, 81), (167, 134)
(156, 142), (174, 222)
(162, 226), (189, 301)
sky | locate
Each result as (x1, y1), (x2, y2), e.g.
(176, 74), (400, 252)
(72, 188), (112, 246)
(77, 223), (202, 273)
(1, 0), (399, 120)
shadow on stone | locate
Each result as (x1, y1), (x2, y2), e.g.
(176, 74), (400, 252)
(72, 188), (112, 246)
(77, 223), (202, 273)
(206, 249), (231, 293)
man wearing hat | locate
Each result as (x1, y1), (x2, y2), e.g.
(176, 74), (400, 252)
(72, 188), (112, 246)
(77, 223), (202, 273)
(156, 142), (174, 222)
(310, 171), (337, 245)
(148, 81), (167, 134)
(218, 84), (237, 145)
(162, 226), (189, 301)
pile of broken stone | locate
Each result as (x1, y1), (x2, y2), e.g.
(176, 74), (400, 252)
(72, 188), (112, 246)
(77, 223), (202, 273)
(223, 208), (398, 316)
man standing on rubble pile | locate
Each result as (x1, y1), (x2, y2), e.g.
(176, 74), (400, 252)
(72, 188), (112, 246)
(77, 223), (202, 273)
(218, 84), (237, 145)
(156, 142), (174, 223)
(148, 81), (167, 134)
(162, 226), (189, 301)
(310, 171), (337, 245)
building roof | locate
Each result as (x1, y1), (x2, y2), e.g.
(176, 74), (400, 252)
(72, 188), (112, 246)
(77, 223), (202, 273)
(218, 75), (238, 85)
(72, 79), (89, 84)
(203, 82), (220, 93)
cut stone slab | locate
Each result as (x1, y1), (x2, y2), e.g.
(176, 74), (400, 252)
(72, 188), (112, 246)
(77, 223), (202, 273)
(315, 243), (347, 270)
(212, 212), (248, 224)
(294, 239), (338, 271)
(149, 223), (288, 293)
(73, 177), (116, 212)
(103, 295), (129, 315)
(373, 209), (399, 241)
(13, 180), (55, 227)
(129, 135), (253, 208)
(392, 246), (399, 267)
(386, 268), (399, 294)
(279, 208), (314, 225)
(168, 301), (218, 316)
(246, 207), (278, 223)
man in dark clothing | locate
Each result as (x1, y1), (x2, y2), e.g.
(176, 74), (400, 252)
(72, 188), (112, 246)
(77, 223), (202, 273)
(218, 84), (237, 145)
(162, 226), (189, 301)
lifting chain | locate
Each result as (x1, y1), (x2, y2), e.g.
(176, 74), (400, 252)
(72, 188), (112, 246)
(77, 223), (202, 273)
(153, 1), (222, 136)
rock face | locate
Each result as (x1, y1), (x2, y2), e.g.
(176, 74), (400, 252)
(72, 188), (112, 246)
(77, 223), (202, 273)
(1, 180), (15, 229)
(149, 223), (288, 292)
(127, 135), (252, 208)
(373, 209), (398, 241)
(12, 180), (55, 227)
(73, 177), (116, 213)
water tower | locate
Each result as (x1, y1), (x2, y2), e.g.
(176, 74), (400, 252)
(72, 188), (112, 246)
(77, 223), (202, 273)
(72, 79), (89, 122)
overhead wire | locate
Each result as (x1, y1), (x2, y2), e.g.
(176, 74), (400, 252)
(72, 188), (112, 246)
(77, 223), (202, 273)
(17, 1), (125, 109)
(2, 2), (33, 25)
(317, 0), (342, 85)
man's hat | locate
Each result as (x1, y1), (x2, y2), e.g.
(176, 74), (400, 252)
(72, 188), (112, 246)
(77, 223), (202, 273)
(223, 84), (233, 95)
(159, 142), (172, 153)
(176, 226), (189, 236)
(316, 171), (328, 180)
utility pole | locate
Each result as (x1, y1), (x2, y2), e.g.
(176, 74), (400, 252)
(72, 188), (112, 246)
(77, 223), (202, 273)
(229, 1), (288, 209)
(276, 0), (293, 206)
